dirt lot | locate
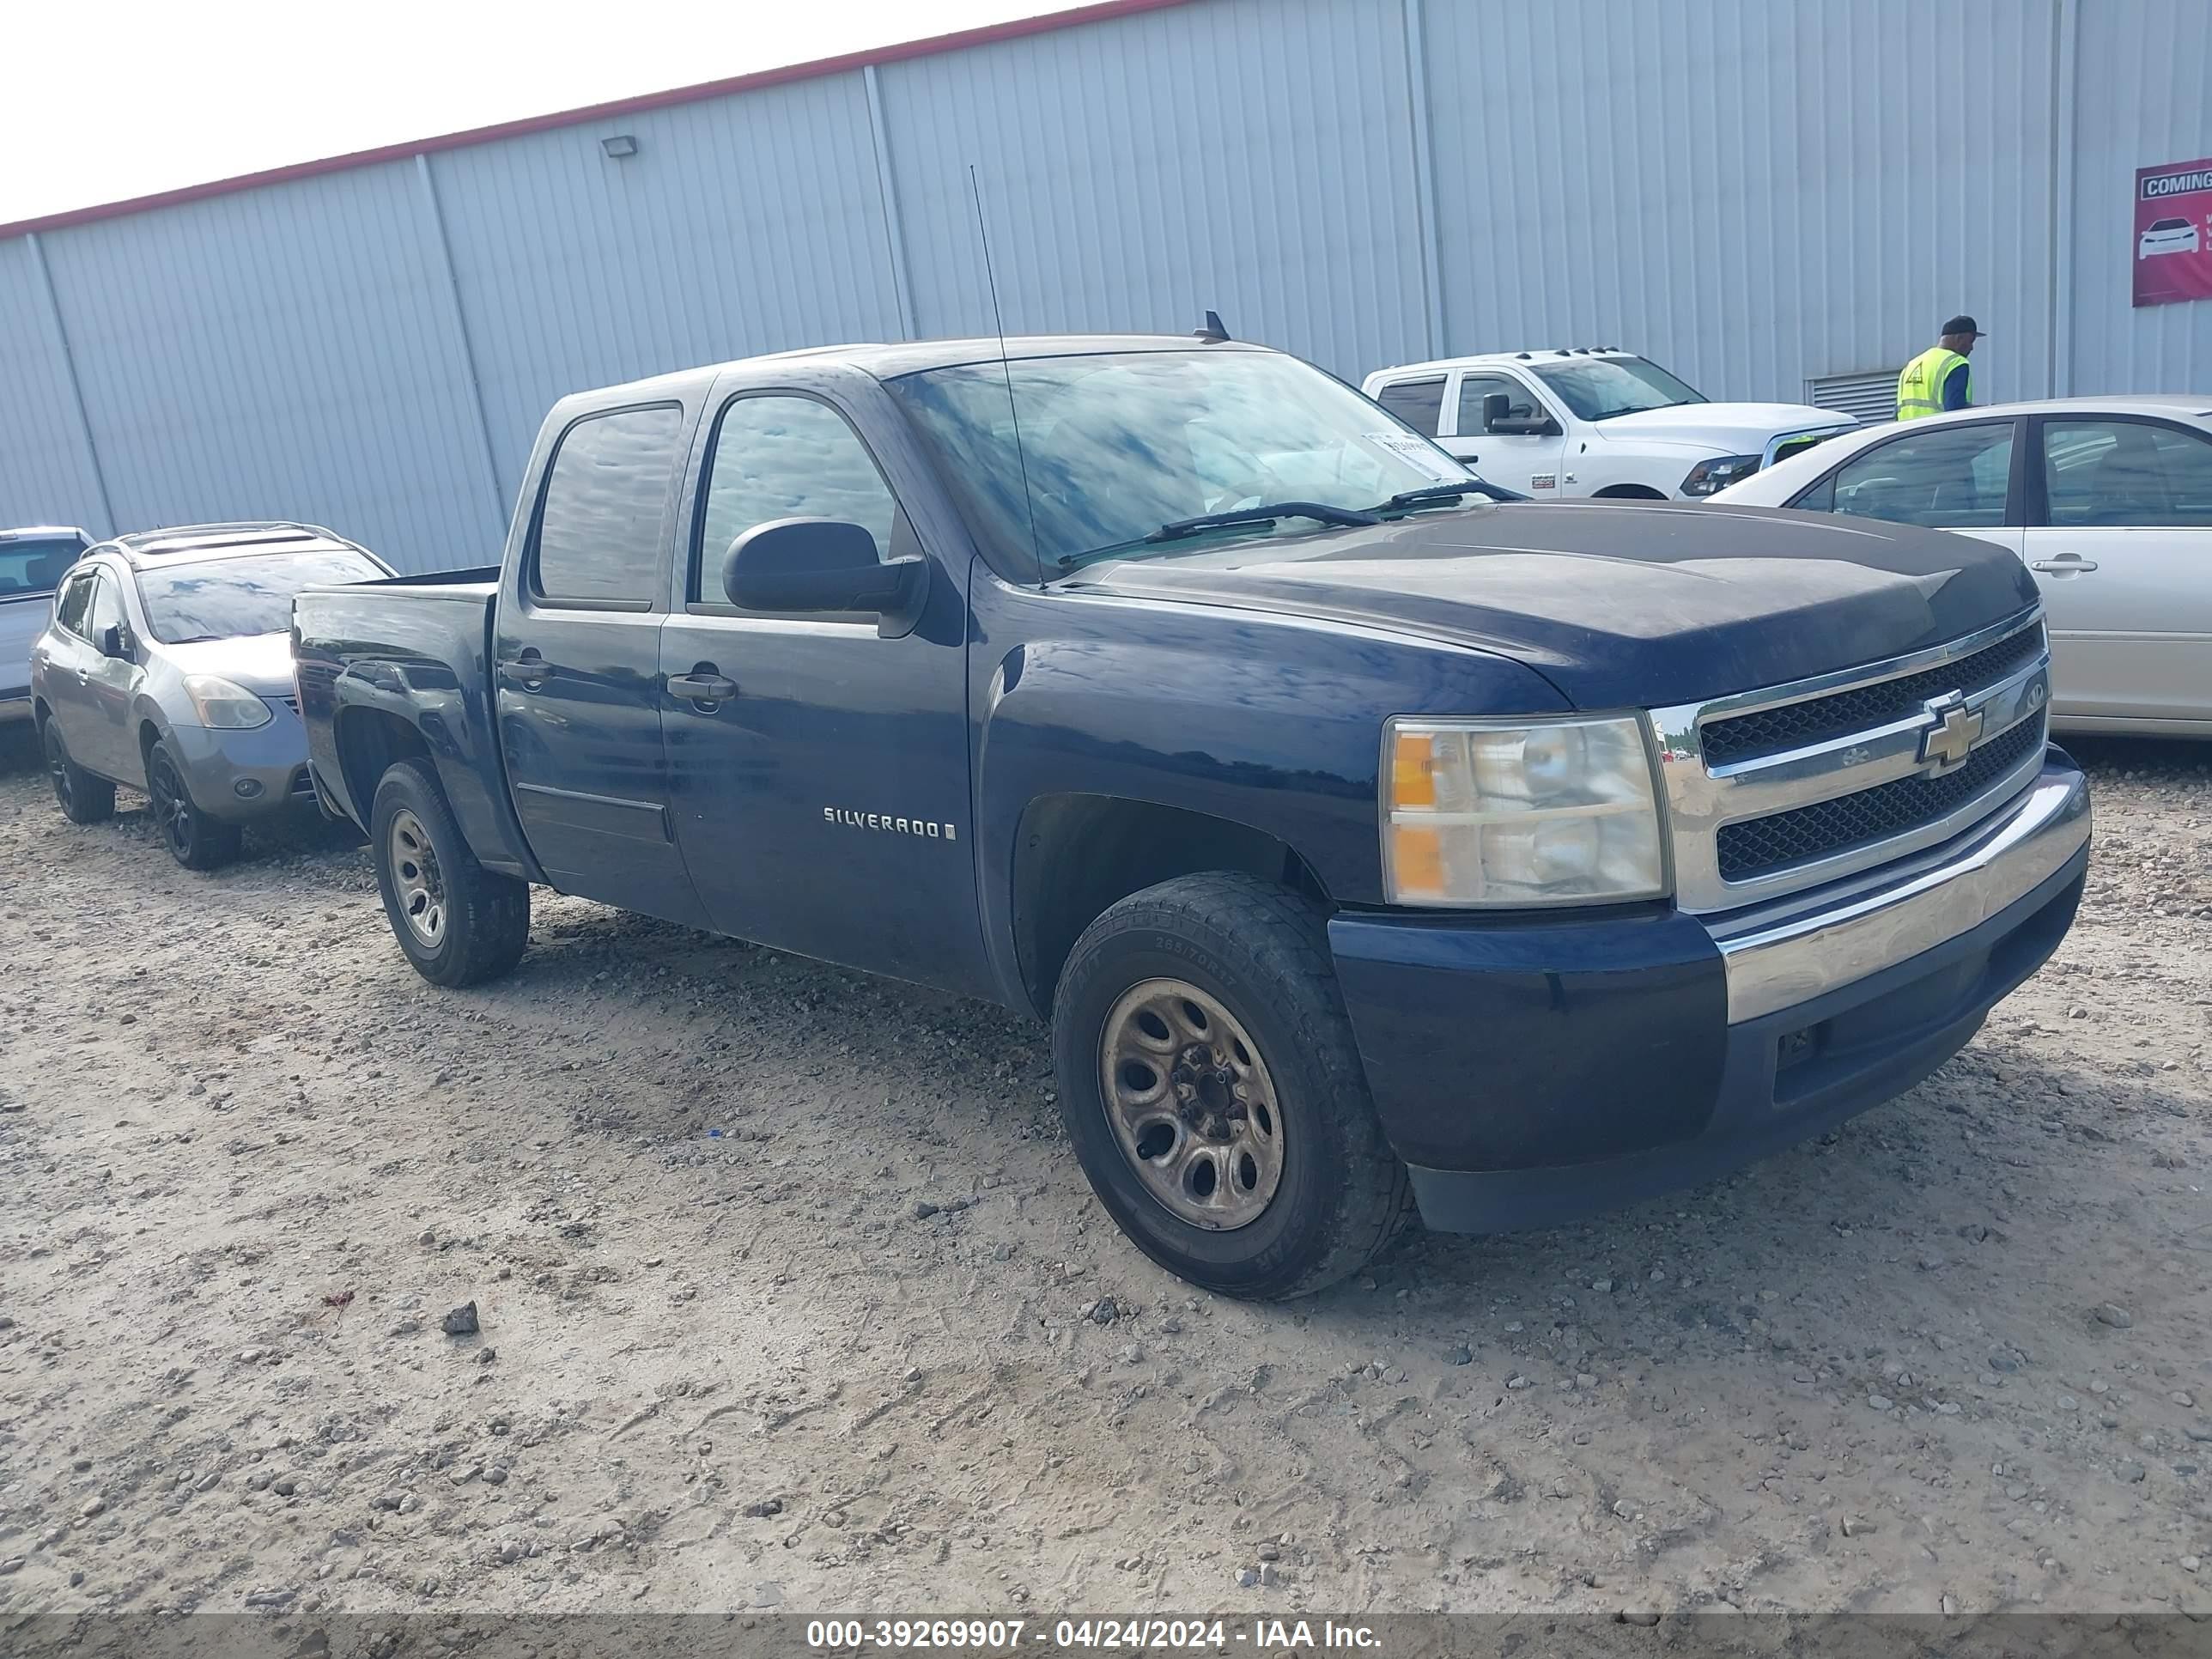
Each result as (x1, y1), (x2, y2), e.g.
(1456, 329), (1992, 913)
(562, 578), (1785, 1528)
(1, 727), (2208, 1623)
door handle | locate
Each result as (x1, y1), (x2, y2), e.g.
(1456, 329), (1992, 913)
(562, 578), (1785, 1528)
(2028, 556), (2099, 574)
(666, 672), (738, 705)
(497, 653), (550, 686)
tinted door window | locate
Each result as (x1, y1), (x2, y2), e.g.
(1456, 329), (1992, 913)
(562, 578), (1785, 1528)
(1825, 422), (2016, 529)
(2041, 419), (2212, 527)
(53, 571), (96, 636)
(533, 404), (685, 606)
(1374, 377), (1447, 436)
(696, 395), (899, 597)
(86, 573), (126, 645)
(1456, 374), (1534, 433)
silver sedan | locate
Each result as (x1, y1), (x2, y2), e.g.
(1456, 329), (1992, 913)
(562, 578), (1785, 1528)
(1711, 396), (2212, 737)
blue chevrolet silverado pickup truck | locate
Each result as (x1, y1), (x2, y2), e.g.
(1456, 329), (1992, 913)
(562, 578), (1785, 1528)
(292, 333), (2090, 1299)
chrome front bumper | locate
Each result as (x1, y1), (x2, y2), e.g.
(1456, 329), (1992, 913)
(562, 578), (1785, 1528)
(1710, 759), (2090, 1023)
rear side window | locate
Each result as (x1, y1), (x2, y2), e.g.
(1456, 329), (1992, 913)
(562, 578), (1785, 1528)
(2041, 418), (2212, 527)
(1374, 377), (1447, 436)
(0, 537), (81, 597)
(533, 404), (685, 607)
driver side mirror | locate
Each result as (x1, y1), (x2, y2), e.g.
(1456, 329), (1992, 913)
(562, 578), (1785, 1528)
(720, 518), (927, 640)
(97, 623), (130, 660)
(1483, 392), (1557, 436)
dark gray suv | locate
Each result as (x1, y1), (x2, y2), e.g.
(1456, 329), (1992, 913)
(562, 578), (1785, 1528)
(30, 523), (392, 868)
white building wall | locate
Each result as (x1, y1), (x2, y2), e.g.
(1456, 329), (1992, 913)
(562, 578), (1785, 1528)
(0, 0), (2204, 570)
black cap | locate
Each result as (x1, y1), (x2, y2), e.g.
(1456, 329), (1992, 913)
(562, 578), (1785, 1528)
(1942, 314), (1984, 337)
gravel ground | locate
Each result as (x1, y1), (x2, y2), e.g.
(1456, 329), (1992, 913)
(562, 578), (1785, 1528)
(1, 726), (2208, 1621)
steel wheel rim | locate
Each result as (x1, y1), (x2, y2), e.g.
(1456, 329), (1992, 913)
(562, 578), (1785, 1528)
(44, 726), (73, 811)
(1098, 978), (1284, 1231)
(149, 757), (193, 854)
(387, 807), (447, 949)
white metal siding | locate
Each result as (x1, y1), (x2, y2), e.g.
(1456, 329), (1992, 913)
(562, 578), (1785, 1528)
(1421, 0), (2059, 404)
(882, 0), (1430, 377)
(0, 0), (2203, 571)
(2065, 0), (2212, 394)
(0, 239), (108, 533)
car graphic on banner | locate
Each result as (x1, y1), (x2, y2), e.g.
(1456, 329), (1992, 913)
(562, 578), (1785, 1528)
(2134, 156), (2212, 307)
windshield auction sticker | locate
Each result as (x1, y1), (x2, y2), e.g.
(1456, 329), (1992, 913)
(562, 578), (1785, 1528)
(1364, 430), (1466, 482)
(2134, 155), (2212, 307)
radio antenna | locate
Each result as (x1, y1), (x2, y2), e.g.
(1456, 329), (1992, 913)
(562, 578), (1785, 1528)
(969, 164), (1045, 589)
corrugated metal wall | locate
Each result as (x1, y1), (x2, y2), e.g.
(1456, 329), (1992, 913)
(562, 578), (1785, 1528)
(1, 0), (2205, 571)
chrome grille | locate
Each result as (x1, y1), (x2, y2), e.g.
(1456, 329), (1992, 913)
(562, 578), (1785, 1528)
(1650, 610), (2051, 915)
(1716, 716), (2044, 882)
(1702, 624), (2046, 766)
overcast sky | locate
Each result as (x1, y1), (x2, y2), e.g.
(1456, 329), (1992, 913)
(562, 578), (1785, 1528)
(1, 0), (1053, 224)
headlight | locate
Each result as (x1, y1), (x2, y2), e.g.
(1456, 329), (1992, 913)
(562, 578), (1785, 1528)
(1680, 453), (1763, 496)
(1383, 714), (1667, 906)
(182, 674), (273, 729)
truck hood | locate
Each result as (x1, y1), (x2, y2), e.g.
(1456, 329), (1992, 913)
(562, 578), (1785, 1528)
(163, 631), (297, 696)
(1061, 501), (2038, 710)
(1589, 402), (1856, 455)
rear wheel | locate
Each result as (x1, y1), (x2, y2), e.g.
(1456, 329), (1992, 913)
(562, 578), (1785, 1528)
(1050, 872), (1411, 1299)
(370, 758), (530, 987)
(42, 718), (116, 824)
(146, 740), (242, 870)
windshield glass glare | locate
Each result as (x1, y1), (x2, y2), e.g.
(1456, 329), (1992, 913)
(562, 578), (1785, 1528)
(137, 549), (386, 642)
(887, 350), (1473, 569)
(1530, 356), (1706, 422)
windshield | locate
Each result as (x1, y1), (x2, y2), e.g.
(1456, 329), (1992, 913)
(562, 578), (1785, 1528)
(0, 538), (82, 598)
(1529, 356), (1706, 422)
(885, 349), (1474, 570)
(137, 548), (386, 642)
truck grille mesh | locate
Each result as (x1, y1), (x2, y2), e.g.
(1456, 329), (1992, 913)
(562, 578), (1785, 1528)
(1701, 623), (2045, 767)
(1715, 715), (2044, 883)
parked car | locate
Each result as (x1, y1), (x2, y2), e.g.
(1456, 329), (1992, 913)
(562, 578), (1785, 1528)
(1710, 396), (2212, 736)
(31, 522), (392, 866)
(3, 526), (93, 726)
(2138, 216), (2202, 258)
(1361, 348), (1857, 501)
(295, 333), (2087, 1299)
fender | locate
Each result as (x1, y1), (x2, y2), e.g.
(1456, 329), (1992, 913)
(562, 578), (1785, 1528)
(966, 573), (1571, 1010)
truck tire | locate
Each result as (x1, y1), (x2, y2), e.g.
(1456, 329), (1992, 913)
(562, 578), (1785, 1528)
(1050, 872), (1412, 1299)
(369, 758), (531, 988)
(146, 739), (243, 870)
(41, 716), (116, 825)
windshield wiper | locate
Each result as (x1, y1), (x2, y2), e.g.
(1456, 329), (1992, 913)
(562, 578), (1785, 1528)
(1057, 501), (1379, 569)
(1370, 479), (1530, 512)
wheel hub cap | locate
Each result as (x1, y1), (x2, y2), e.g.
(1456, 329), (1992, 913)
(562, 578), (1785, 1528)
(388, 808), (447, 948)
(1100, 979), (1283, 1231)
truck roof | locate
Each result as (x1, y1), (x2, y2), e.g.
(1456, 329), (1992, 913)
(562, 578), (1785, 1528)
(554, 333), (1272, 409)
(1368, 348), (1636, 379)
(0, 525), (91, 541)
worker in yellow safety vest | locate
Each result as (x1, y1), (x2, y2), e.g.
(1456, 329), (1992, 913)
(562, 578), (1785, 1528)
(1896, 315), (1983, 421)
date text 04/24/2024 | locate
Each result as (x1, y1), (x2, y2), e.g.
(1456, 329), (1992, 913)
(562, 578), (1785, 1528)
(804, 1620), (1382, 1651)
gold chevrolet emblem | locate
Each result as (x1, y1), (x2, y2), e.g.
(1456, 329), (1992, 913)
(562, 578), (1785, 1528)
(1919, 695), (1984, 775)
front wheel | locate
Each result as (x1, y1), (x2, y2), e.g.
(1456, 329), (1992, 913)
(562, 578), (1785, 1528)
(146, 740), (241, 870)
(42, 718), (116, 824)
(369, 758), (530, 987)
(1050, 872), (1411, 1299)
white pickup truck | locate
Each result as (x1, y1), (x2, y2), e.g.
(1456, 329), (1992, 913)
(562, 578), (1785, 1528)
(1362, 349), (1858, 501)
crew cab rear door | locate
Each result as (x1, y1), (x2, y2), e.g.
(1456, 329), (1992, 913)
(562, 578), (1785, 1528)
(494, 399), (707, 925)
(656, 372), (987, 993)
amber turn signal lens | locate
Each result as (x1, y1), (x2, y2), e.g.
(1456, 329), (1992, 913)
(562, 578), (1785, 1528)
(1391, 731), (1437, 809)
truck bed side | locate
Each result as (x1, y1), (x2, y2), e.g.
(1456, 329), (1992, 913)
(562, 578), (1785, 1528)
(292, 569), (542, 882)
